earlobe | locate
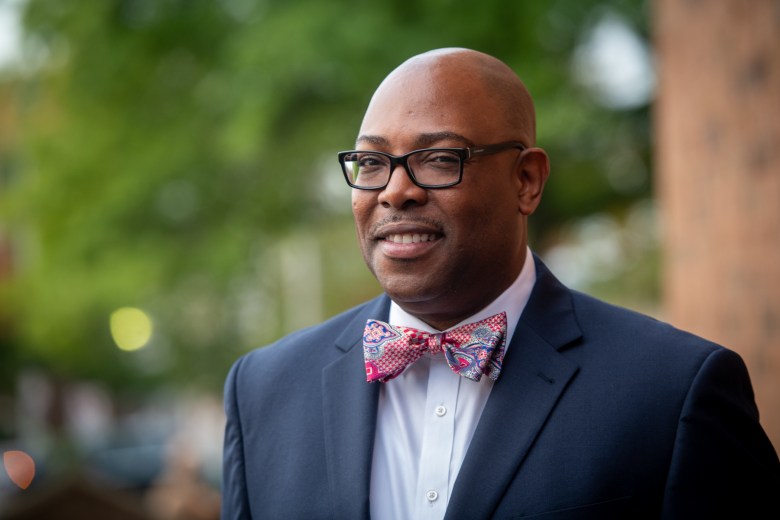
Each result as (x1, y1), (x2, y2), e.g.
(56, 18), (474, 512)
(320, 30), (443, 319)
(516, 148), (550, 215)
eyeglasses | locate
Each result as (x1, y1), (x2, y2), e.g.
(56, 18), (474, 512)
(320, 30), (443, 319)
(337, 141), (526, 190)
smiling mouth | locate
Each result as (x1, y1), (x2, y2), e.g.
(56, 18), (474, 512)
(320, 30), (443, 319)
(384, 233), (442, 244)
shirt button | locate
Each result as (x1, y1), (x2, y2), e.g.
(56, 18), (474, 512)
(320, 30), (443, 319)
(434, 405), (447, 417)
(426, 490), (439, 502)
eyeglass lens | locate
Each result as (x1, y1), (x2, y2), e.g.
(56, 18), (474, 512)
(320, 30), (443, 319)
(343, 149), (461, 188)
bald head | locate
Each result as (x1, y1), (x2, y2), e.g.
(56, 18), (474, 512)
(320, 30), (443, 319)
(362, 48), (537, 146)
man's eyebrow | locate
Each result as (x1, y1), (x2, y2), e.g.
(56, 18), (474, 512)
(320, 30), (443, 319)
(356, 135), (390, 147)
(415, 132), (474, 148)
(355, 132), (474, 149)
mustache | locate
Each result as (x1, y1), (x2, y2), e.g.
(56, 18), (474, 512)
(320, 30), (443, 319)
(369, 214), (445, 237)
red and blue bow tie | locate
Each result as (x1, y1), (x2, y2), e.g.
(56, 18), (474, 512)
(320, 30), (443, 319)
(362, 312), (508, 383)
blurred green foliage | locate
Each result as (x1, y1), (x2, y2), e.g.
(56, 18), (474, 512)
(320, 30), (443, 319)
(0, 0), (654, 394)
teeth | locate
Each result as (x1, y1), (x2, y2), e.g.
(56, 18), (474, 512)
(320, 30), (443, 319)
(387, 233), (437, 244)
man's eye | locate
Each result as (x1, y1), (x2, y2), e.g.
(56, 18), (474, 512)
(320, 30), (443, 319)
(359, 156), (384, 167)
(429, 154), (459, 163)
(418, 152), (460, 170)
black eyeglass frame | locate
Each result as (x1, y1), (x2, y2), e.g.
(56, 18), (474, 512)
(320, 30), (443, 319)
(337, 140), (526, 190)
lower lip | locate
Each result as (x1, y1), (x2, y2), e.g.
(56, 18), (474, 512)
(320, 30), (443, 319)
(380, 238), (440, 259)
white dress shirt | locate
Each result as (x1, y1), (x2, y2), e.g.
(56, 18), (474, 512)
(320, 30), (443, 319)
(369, 248), (537, 520)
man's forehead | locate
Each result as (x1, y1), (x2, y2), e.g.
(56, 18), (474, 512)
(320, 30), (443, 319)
(358, 74), (495, 145)
(355, 131), (475, 149)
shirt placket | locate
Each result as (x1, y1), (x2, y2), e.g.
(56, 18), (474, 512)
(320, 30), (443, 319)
(414, 334), (460, 520)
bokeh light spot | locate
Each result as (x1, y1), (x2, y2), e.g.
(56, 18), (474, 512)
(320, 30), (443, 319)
(110, 307), (153, 351)
(3, 450), (35, 490)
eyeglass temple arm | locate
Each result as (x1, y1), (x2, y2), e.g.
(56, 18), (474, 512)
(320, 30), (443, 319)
(466, 141), (526, 159)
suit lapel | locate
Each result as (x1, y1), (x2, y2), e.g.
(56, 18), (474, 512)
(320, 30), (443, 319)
(322, 296), (389, 519)
(445, 258), (582, 520)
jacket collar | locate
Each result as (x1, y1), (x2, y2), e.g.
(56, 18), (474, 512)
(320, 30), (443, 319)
(323, 295), (388, 519)
(445, 256), (582, 519)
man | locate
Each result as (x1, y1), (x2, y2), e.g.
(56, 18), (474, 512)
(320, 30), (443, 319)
(221, 48), (780, 519)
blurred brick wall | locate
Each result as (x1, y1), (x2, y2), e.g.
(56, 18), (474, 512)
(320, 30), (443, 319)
(654, 0), (780, 450)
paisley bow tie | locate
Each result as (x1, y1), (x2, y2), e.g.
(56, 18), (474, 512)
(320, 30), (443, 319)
(362, 312), (507, 383)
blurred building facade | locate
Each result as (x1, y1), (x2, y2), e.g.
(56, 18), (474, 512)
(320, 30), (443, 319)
(655, 0), (780, 449)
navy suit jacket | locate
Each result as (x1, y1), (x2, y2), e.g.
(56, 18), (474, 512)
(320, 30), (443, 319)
(222, 257), (780, 519)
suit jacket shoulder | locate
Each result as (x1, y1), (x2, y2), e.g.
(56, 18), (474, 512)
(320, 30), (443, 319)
(221, 294), (388, 519)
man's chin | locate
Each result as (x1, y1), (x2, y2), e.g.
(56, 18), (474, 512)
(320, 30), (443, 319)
(377, 276), (442, 306)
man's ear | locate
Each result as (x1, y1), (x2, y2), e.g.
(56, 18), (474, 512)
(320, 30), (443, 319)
(515, 148), (550, 215)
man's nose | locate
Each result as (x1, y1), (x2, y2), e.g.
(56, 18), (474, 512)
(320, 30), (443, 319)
(376, 164), (428, 209)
